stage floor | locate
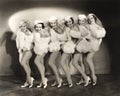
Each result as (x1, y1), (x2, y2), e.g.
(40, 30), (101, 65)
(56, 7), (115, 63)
(0, 75), (120, 96)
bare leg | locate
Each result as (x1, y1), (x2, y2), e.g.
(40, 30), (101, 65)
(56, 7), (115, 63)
(86, 52), (97, 85)
(48, 51), (61, 87)
(19, 52), (23, 63)
(60, 53), (73, 87)
(79, 54), (85, 72)
(20, 51), (33, 87)
(34, 54), (47, 88)
(73, 53), (90, 86)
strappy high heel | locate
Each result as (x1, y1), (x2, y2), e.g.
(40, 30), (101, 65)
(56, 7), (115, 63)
(43, 78), (48, 88)
(21, 81), (29, 88)
(63, 82), (68, 86)
(57, 78), (62, 88)
(29, 77), (34, 88)
(51, 81), (57, 87)
(76, 79), (84, 85)
(21, 77), (34, 88)
(93, 81), (97, 86)
(69, 83), (73, 88)
(37, 82), (42, 88)
(84, 76), (91, 87)
(92, 76), (97, 86)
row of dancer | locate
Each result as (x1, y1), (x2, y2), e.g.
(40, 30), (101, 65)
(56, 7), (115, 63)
(13, 13), (106, 88)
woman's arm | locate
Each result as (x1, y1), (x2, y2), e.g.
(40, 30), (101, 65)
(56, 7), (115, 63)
(96, 27), (106, 38)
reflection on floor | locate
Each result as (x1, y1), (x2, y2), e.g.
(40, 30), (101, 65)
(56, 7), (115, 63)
(0, 75), (120, 96)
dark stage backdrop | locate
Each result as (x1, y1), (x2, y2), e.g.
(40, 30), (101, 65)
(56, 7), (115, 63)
(0, 0), (119, 76)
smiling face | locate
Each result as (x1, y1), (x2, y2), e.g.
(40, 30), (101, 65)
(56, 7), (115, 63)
(87, 15), (95, 24)
(78, 18), (86, 24)
(19, 22), (28, 32)
(65, 18), (74, 28)
(66, 18), (73, 27)
(49, 20), (58, 28)
(34, 23), (43, 32)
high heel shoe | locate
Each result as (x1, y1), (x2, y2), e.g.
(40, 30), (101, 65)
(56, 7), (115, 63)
(29, 77), (34, 88)
(63, 83), (68, 86)
(43, 78), (48, 88)
(93, 81), (97, 86)
(51, 81), (57, 87)
(92, 76), (97, 86)
(84, 76), (91, 87)
(69, 83), (73, 88)
(57, 78), (62, 88)
(76, 79), (84, 85)
(21, 81), (29, 88)
(37, 82), (42, 88)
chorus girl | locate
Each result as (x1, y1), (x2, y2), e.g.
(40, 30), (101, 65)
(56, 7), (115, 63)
(73, 14), (91, 86)
(48, 16), (63, 88)
(60, 16), (79, 87)
(16, 20), (34, 88)
(33, 20), (50, 88)
(86, 13), (106, 85)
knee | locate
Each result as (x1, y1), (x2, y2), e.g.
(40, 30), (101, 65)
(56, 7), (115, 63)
(60, 58), (65, 65)
(86, 56), (89, 62)
(73, 61), (78, 67)
(73, 57), (78, 65)
(61, 55), (67, 64)
(86, 56), (92, 63)
(73, 60), (77, 65)
(48, 58), (54, 66)
(20, 60), (26, 66)
(34, 58), (38, 65)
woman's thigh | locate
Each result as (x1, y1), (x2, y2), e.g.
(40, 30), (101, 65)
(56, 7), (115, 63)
(49, 51), (59, 62)
(73, 53), (81, 62)
(22, 51), (32, 63)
